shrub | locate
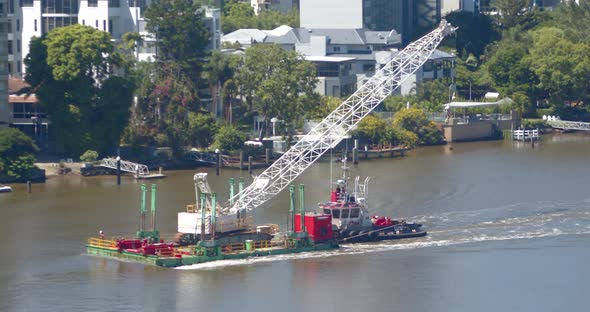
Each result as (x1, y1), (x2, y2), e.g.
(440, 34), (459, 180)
(80, 150), (99, 163)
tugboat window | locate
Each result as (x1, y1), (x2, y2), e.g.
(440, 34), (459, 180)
(332, 209), (340, 219)
(350, 208), (360, 218)
(323, 209), (331, 215)
(341, 209), (350, 219)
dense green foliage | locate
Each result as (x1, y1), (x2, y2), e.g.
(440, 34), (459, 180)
(188, 112), (219, 148)
(221, 0), (299, 34)
(24, 25), (133, 156)
(234, 44), (318, 139)
(79, 150), (99, 163)
(354, 109), (444, 148)
(0, 128), (39, 179)
(212, 125), (246, 152)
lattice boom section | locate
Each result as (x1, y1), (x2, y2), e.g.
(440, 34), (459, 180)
(230, 20), (455, 214)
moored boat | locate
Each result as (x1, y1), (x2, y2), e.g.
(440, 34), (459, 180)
(0, 185), (12, 193)
(319, 158), (426, 243)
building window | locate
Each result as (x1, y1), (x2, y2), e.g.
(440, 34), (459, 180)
(8, 40), (13, 55)
(95, 20), (98, 28)
(88, 0), (98, 7)
(17, 40), (20, 52)
(34, 19), (37, 31)
(333, 46), (341, 52)
(16, 19), (20, 32)
(108, 19), (113, 35)
(8, 0), (15, 13)
(82, 19), (85, 25)
(0, 3), (4, 14)
(17, 61), (21, 73)
(7, 20), (12, 33)
(20, 0), (34, 7)
(42, 17), (78, 33)
(103, 20), (106, 31)
(109, 0), (120, 7)
(8, 63), (12, 75)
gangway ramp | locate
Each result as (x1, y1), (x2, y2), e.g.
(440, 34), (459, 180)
(547, 120), (590, 131)
(99, 158), (165, 179)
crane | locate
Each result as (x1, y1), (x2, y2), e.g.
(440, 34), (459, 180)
(177, 20), (455, 235)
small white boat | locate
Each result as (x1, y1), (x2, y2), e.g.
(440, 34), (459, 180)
(0, 186), (13, 193)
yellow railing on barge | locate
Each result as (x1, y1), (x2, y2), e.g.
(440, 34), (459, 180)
(87, 238), (117, 249)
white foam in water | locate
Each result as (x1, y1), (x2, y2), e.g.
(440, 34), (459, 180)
(176, 202), (590, 270)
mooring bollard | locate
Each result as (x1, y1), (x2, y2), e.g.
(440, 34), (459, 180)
(27, 181), (32, 193)
(265, 148), (271, 166)
(215, 149), (220, 176)
(248, 156), (253, 174)
(239, 151), (244, 170)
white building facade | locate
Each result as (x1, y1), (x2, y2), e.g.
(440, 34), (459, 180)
(1, 0), (8, 127)
(5, 0), (220, 77)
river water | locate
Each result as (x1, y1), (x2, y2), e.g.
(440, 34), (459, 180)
(2, 133), (590, 312)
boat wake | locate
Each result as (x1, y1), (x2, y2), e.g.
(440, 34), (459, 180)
(176, 199), (590, 270)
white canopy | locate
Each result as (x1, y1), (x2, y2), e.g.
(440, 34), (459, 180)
(443, 98), (513, 109)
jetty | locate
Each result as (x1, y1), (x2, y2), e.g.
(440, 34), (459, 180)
(99, 158), (165, 179)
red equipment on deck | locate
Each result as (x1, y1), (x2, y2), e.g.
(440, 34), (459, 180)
(294, 214), (333, 242)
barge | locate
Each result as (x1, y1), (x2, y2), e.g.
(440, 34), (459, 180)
(86, 182), (338, 268)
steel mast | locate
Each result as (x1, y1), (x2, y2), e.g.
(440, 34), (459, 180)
(228, 20), (455, 215)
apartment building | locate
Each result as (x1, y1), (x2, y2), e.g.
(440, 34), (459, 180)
(4, 0), (220, 77)
(1, 0), (8, 128)
(300, 0), (441, 45)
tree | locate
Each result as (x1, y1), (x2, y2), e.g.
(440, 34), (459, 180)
(444, 11), (500, 59)
(212, 126), (245, 152)
(557, 0), (590, 44)
(306, 96), (342, 120)
(145, 0), (210, 80)
(392, 108), (444, 145)
(24, 25), (134, 156)
(234, 44), (318, 139)
(487, 41), (537, 110)
(0, 128), (39, 179)
(492, 0), (533, 28)
(188, 112), (218, 148)
(527, 27), (590, 108)
(354, 114), (389, 146)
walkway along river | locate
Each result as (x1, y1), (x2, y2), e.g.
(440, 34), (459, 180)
(1, 132), (590, 312)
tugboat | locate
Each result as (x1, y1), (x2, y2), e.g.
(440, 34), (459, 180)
(319, 158), (426, 243)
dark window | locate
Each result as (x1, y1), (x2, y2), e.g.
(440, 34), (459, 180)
(8, 63), (12, 74)
(109, 0), (120, 7)
(8, 0), (15, 13)
(34, 19), (37, 31)
(8, 40), (13, 54)
(341, 209), (350, 219)
(82, 19), (85, 25)
(7, 20), (12, 33)
(350, 209), (360, 218)
(17, 61), (21, 73)
(88, 0), (98, 7)
(17, 40), (20, 52)
(323, 209), (331, 215)
(95, 20), (98, 28)
(332, 209), (340, 219)
(0, 3), (4, 14)
(20, 0), (34, 7)
(108, 19), (113, 35)
(16, 19), (19, 32)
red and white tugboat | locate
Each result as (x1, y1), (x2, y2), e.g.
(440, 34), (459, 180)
(319, 158), (427, 243)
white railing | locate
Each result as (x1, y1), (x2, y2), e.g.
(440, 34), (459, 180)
(513, 129), (539, 141)
(99, 158), (149, 176)
(547, 120), (590, 131)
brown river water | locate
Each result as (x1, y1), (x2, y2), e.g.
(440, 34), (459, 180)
(2, 133), (590, 312)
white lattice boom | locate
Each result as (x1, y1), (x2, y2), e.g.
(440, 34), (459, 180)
(228, 20), (455, 215)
